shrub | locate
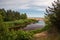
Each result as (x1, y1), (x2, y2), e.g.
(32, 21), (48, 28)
(16, 30), (33, 40)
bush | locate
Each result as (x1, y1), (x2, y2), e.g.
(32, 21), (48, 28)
(3, 19), (38, 31)
(0, 29), (34, 40)
(16, 30), (33, 40)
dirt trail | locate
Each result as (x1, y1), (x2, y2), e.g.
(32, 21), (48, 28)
(33, 31), (47, 40)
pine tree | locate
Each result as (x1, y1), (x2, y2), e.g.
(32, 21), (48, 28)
(46, 0), (60, 32)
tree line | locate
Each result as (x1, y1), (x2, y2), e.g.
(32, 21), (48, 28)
(0, 8), (27, 21)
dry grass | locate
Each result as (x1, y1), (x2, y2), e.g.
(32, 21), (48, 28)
(33, 31), (60, 40)
(33, 31), (47, 40)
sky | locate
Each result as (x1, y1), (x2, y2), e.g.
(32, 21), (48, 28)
(0, 0), (56, 18)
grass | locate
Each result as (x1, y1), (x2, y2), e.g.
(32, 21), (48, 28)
(3, 19), (38, 31)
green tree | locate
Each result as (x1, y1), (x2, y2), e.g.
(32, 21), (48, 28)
(0, 8), (6, 21)
(0, 9), (27, 21)
(20, 13), (27, 19)
(6, 10), (14, 21)
(15, 11), (20, 20)
(45, 0), (60, 32)
(6, 10), (21, 21)
(0, 13), (5, 40)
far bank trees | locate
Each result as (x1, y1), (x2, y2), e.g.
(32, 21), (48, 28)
(0, 9), (27, 21)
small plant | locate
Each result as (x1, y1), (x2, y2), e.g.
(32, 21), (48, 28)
(16, 30), (33, 40)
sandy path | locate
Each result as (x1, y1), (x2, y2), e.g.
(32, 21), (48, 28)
(33, 31), (47, 40)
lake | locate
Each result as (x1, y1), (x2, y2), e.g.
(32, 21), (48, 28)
(24, 20), (45, 30)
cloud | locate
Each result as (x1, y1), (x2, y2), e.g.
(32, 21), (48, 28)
(0, 0), (56, 17)
(0, 0), (56, 10)
(0, 0), (30, 10)
(0, 0), (29, 4)
(30, 0), (55, 6)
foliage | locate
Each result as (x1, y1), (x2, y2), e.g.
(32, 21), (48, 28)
(29, 28), (42, 34)
(3, 19), (38, 31)
(0, 9), (6, 21)
(20, 13), (27, 19)
(0, 29), (34, 40)
(0, 9), (27, 21)
(16, 30), (33, 40)
(0, 8), (38, 40)
(29, 27), (48, 34)
(45, 0), (60, 32)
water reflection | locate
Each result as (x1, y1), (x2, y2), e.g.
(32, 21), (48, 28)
(24, 20), (45, 30)
(36, 20), (45, 26)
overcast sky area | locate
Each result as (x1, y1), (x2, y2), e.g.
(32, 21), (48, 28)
(0, 0), (56, 18)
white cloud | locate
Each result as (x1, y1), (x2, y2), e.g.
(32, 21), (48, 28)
(0, 0), (30, 4)
(18, 4), (30, 9)
(0, 0), (56, 10)
(0, 0), (30, 9)
(31, 0), (55, 6)
(30, 0), (56, 11)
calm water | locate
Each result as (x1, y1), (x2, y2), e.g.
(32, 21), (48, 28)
(24, 20), (45, 30)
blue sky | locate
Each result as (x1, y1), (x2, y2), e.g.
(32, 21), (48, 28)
(0, 0), (56, 18)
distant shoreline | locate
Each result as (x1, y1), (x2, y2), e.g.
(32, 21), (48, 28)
(27, 17), (44, 21)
